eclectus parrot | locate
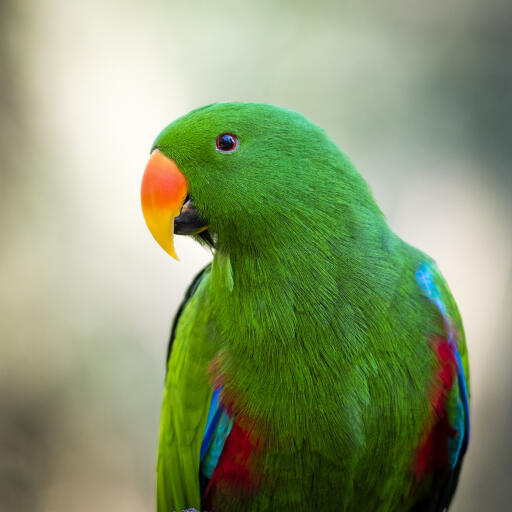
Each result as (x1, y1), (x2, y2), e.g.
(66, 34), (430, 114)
(140, 103), (469, 512)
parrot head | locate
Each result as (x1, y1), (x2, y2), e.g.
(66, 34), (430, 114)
(141, 102), (379, 259)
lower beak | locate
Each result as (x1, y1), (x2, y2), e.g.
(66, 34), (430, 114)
(174, 197), (210, 236)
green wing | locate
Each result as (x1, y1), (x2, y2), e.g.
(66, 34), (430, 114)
(157, 265), (215, 511)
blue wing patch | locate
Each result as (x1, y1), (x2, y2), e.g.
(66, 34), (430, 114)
(200, 387), (234, 481)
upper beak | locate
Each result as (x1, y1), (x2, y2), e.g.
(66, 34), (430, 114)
(140, 150), (187, 259)
(141, 150), (209, 259)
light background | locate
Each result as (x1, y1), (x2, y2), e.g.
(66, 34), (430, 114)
(1, 1), (511, 510)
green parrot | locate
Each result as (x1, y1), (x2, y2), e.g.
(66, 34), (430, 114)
(140, 103), (469, 512)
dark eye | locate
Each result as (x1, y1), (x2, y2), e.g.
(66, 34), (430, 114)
(216, 133), (238, 153)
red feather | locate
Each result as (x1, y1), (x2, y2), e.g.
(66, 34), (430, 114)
(203, 421), (261, 506)
(413, 336), (458, 480)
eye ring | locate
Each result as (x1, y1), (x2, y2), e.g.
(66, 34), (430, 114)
(216, 133), (238, 153)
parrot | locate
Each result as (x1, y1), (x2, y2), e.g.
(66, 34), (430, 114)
(140, 103), (469, 512)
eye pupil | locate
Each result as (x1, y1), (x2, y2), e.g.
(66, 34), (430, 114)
(216, 133), (238, 152)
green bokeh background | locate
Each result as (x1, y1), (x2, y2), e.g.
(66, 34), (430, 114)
(1, 1), (510, 510)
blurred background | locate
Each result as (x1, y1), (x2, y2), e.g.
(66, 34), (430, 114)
(0, 0), (510, 510)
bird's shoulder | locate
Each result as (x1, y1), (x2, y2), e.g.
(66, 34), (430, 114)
(166, 263), (212, 366)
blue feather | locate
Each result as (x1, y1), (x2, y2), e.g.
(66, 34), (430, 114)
(199, 387), (234, 480)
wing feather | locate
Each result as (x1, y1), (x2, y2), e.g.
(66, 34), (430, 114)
(157, 265), (216, 511)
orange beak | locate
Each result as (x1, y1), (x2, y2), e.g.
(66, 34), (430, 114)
(141, 150), (188, 259)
